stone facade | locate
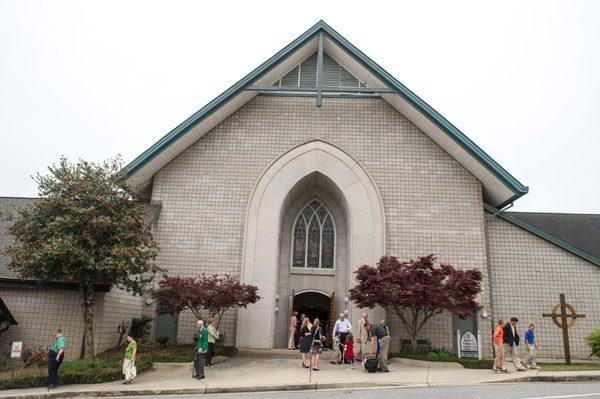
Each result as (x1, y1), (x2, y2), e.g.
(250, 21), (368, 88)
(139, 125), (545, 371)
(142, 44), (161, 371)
(150, 95), (491, 351)
(486, 214), (600, 359)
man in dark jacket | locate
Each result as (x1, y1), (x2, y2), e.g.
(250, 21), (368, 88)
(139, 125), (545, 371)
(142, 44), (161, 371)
(503, 317), (527, 371)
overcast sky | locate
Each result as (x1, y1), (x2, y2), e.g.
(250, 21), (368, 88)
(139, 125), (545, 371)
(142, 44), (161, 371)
(1, 1), (598, 213)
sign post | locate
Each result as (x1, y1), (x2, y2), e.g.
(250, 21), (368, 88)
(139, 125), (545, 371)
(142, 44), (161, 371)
(543, 293), (585, 365)
(10, 341), (23, 378)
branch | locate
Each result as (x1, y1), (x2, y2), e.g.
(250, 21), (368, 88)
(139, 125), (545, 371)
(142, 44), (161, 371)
(416, 309), (444, 332)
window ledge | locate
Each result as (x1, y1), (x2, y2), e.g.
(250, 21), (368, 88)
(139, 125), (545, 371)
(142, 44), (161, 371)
(290, 268), (335, 276)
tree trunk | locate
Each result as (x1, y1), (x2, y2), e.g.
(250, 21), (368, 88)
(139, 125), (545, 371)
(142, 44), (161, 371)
(79, 282), (95, 360)
(410, 332), (418, 353)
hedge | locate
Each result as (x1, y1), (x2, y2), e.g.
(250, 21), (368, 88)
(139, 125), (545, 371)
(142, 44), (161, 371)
(0, 359), (152, 390)
(0, 345), (239, 390)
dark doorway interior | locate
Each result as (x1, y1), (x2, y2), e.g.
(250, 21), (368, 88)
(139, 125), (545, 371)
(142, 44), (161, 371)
(293, 291), (331, 339)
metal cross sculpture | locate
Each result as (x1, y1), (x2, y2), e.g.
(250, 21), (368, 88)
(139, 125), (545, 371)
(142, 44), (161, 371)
(543, 293), (585, 365)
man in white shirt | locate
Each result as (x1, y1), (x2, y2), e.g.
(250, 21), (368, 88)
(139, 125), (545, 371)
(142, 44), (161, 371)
(356, 312), (369, 361)
(332, 312), (352, 363)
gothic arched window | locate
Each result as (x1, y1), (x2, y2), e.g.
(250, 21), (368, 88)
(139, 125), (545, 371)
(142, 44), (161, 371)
(292, 200), (335, 269)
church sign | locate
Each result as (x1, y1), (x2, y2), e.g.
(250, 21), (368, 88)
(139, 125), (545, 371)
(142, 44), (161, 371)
(459, 330), (479, 358)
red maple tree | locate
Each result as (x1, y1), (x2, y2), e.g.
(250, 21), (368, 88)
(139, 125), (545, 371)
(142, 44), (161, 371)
(156, 274), (260, 329)
(349, 254), (483, 352)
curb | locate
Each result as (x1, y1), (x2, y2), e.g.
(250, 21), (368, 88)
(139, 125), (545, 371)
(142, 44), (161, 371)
(1, 381), (413, 399)
(4, 375), (600, 399)
(495, 374), (600, 384)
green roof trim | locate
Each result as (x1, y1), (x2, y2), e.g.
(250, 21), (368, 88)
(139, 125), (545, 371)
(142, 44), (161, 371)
(484, 203), (600, 266)
(125, 20), (528, 206)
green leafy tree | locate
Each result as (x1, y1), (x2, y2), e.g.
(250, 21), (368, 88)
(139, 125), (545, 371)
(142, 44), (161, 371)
(5, 157), (161, 360)
(586, 327), (600, 358)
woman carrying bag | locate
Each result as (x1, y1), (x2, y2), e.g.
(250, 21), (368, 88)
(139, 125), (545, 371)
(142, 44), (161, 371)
(123, 334), (137, 384)
(309, 318), (326, 371)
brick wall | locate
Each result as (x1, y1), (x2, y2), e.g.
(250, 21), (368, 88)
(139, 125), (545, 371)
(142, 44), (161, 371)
(150, 95), (490, 351)
(486, 214), (600, 359)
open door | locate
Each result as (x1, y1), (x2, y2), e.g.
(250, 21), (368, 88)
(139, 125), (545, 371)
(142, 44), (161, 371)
(328, 291), (335, 347)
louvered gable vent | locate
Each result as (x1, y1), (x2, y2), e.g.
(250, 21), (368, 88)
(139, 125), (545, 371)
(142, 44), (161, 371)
(273, 53), (366, 88)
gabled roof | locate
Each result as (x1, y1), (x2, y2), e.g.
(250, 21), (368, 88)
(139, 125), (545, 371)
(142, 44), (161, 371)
(484, 204), (600, 267)
(125, 20), (528, 208)
(507, 211), (600, 261)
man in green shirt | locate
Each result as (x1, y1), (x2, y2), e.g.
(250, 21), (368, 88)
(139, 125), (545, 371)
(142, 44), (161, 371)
(193, 320), (208, 380)
(47, 328), (67, 388)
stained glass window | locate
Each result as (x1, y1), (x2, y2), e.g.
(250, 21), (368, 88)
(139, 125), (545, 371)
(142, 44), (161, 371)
(292, 216), (306, 267)
(307, 217), (320, 267)
(321, 215), (335, 268)
(291, 200), (336, 269)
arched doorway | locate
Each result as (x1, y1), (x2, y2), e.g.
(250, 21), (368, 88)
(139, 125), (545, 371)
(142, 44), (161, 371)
(237, 140), (386, 349)
(292, 291), (333, 340)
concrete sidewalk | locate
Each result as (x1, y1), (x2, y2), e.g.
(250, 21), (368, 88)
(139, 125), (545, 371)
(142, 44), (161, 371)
(3, 349), (600, 398)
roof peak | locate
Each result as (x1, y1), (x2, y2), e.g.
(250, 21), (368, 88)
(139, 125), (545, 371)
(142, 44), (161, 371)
(125, 21), (527, 208)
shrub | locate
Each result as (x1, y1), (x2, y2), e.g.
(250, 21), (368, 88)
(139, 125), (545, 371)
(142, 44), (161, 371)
(586, 327), (600, 358)
(0, 349), (9, 372)
(426, 352), (438, 361)
(437, 351), (451, 361)
(457, 358), (494, 369)
(155, 336), (170, 348)
(21, 346), (47, 368)
(0, 358), (152, 390)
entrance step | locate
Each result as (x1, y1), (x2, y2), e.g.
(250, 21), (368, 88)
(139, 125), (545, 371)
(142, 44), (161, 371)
(238, 348), (328, 359)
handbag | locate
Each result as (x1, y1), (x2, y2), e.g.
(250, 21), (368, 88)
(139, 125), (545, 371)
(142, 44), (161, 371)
(311, 327), (323, 347)
(126, 362), (137, 380)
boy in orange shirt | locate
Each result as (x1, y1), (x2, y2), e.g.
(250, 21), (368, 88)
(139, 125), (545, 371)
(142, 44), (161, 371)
(492, 319), (505, 373)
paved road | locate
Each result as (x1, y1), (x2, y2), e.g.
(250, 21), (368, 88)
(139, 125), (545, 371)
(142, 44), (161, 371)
(126, 382), (600, 399)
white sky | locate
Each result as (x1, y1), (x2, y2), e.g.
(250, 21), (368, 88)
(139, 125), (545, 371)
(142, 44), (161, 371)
(1, 1), (599, 213)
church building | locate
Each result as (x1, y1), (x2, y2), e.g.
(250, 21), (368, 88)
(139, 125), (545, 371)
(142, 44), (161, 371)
(1, 21), (599, 360)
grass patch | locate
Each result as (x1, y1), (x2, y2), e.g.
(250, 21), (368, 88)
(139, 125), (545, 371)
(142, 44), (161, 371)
(390, 349), (494, 369)
(537, 363), (600, 372)
(391, 350), (600, 371)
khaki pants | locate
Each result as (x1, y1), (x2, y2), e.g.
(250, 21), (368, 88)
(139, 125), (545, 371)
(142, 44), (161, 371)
(377, 335), (391, 371)
(288, 330), (296, 349)
(356, 339), (368, 360)
(503, 343), (524, 370)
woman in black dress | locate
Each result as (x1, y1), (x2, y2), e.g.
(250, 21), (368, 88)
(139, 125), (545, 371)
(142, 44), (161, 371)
(299, 317), (311, 368)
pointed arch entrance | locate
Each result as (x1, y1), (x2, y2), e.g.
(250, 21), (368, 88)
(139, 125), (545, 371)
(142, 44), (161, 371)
(237, 140), (385, 349)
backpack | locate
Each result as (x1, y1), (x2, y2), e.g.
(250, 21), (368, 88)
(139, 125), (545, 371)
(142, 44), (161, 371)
(364, 358), (378, 373)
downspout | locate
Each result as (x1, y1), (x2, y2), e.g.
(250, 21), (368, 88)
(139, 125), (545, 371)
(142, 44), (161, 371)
(483, 202), (513, 356)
